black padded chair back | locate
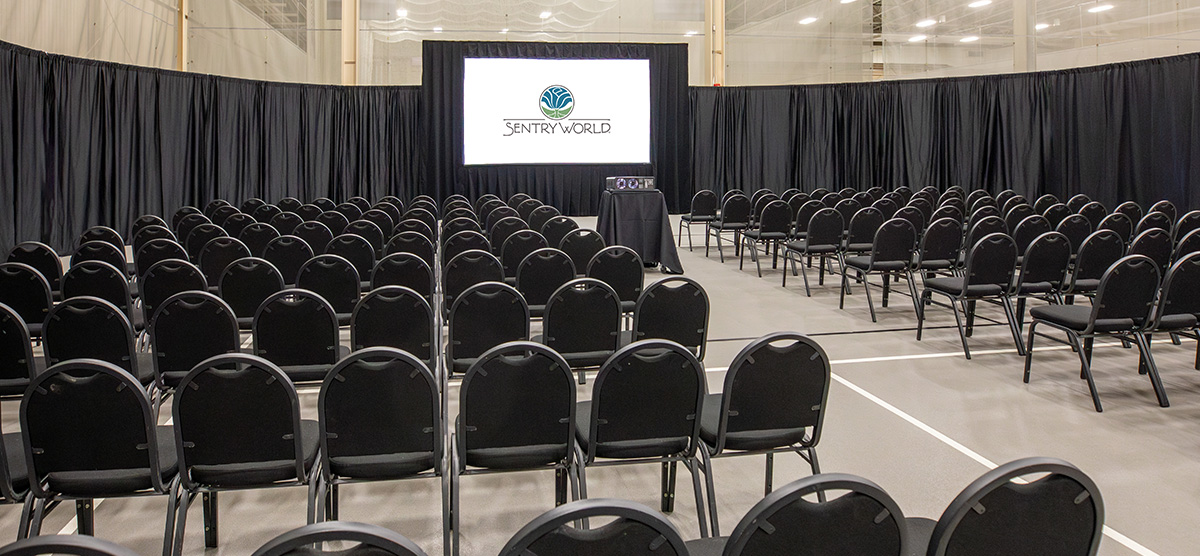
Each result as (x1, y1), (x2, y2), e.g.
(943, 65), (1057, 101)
(1088, 255), (1160, 330)
(293, 221), (334, 255)
(905, 197), (933, 225)
(175, 213), (211, 247)
(347, 196), (373, 213)
(351, 287), (435, 363)
(586, 246), (644, 310)
(61, 261), (135, 321)
(132, 226), (177, 259)
(444, 208), (475, 225)
(930, 205), (963, 225)
(476, 199), (505, 223)
(78, 226), (124, 252)
(1001, 195), (1028, 217)
(994, 189), (1015, 207)
(269, 212), (304, 236)
(360, 209), (396, 238)
(458, 342), (574, 468)
(968, 205), (1001, 230)
(868, 218), (917, 264)
(1017, 232), (1072, 291)
(441, 216), (482, 240)
(447, 283), (530, 371)
(835, 199), (864, 230)
(1096, 212), (1134, 245)
(1114, 200), (1143, 224)
(1033, 194), (1059, 214)
(749, 188), (773, 208)
(846, 207), (885, 248)
(1071, 230), (1126, 289)
(1066, 194), (1092, 213)
(486, 207), (520, 233)
(393, 218), (436, 245)
(297, 254), (361, 316)
(219, 257), (285, 322)
(543, 279), (621, 367)
(374, 200), (404, 224)
(277, 197), (303, 213)
(295, 204), (323, 223)
(207, 200), (234, 216)
(1129, 228), (1173, 273)
(716, 333), (830, 453)
(720, 195), (752, 225)
(371, 253), (434, 300)
(927, 457), (1103, 556)
(791, 200), (824, 237)
(185, 223), (227, 263)
(263, 235), (315, 285)
(501, 229), (549, 277)
(443, 230), (491, 265)
(1078, 201), (1107, 230)
(1150, 252), (1200, 332)
(1149, 200), (1177, 222)
(892, 206), (925, 233)
(722, 189), (745, 205)
(22, 360), (166, 499)
(240, 198), (267, 214)
(253, 289), (340, 369)
(1136, 211), (1173, 236)
(586, 340), (704, 460)
(489, 216), (529, 256)
(688, 190), (719, 219)
(1013, 215), (1053, 256)
(443, 249), (504, 309)
(558, 229), (606, 273)
(1056, 213), (1093, 255)
(0, 263), (52, 332)
(516, 248), (577, 312)
(1003, 204), (1035, 232)
(0, 535), (141, 556)
(335, 202), (364, 223)
(751, 194), (779, 222)
(722, 473), (906, 556)
(43, 297), (138, 377)
(252, 204), (282, 222)
(500, 499), (687, 556)
(970, 196), (997, 214)
(1176, 228), (1200, 261)
(541, 216), (580, 249)
(345, 220), (386, 255)
(316, 210), (350, 237)
(8, 242), (63, 294)
(328, 233), (379, 280)
(0, 303), (35, 394)
(528, 205), (562, 234)
(1043, 203), (1071, 228)
(917, 218), (963, 269)
(963, 233), (1018, 289)
(132, 214), (169, 238)
(805, 208), (844, 249)
(313, 198), (337, 212)
(149, 291), (240, 390)
(516, 198), (543, 221)
(966, 216), (1007, 253)
(251, 522), (429, 556)
(238, 222), (281, 257)
(71, 240), (126, 272)
(198, 236), (251, 286)
(1174, 210), (1200, 245)
(632, 277), (709, 359)
(173, 354), (307, 490)
(871, 197), (898, 219)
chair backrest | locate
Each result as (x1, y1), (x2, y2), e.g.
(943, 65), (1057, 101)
(316, 210), (350, 236)
(1176, 228), (1200, 261)
(443, 230), (492, 264)
(0, 535), (141, 556)
(869, 218), (917, 264)
(1149, 252), (1200, 331)
(1055, 214), (1093, 255)
(361, 209), (396, 237)
(836, 199), (865, 229)
(335, 202), (364, 223)
(1003, 204), (1035, 232)
(175, 212), (211, 245)
(1096, 212), (1133, 245)
(688, 190), (719, 218)
(804, 208), (844, 248)
(1149, 199), (1177, 222)
(206, 200), (232, 217)
(297, 255), (361, 315)
(516, 198), (543, 221)
(173, 354), (307, 490)
(715, 333), (830, 454)
(749, 188), (774, 208)
(22, 359), (164, 498)
(238, 222), (282, 257)
(319, 348), (440, 482)
(1017, 232), (1072, 290)
(1001, 195), (1027, 217)
(927, 457), (1103, 556)
(447, 282), (530, 365)
(394, 218), (436, 245)
(348, 196), (373, 213)
(345, 220), (386, 254)
(1128, 228), (1173, 273)
(586, 340), (704, 460)
(0, 303), (35, 387)
(1071, 230), (1126, 288)
(476, 198), (505, 221)
(962, 233), (1017, 289)
(277, 197), (303, 213)
(134, 237), (188, 279)
(329, 233), (380, 280)
(295, 203), (323, 223)
(1088, 255), (1161, 331)
(253, 289), (340, 368)
(930, 205), (963, 225)
(515, 248), (577, 309)
(499, 499), (688, 556)
(1174, 210), (1200, 245)
(185, 223), (228, 262)
(251, 522), (429, 556)
(1043, 203), (1071, 228)
(501, 229), (548, 277)
(1114, 200), (1143, 224)
(1033, 194), (1059, 214)
(486, 206), (520, 233)
(61, 260), (135, 320)
(1078, 202), (1108, 230)
(892, 206), (925, 233)
(78, 226), (124, 252)
(252, 204), (282, 222)
(440, 216), (481, 241)
(43, 297), (137, 375)
(994, 189), (1015, 207)
(132, 214), (169, 237)
(1012, 215), (1053, 255)
(632, 277), (709, 359)
(541, 216), (581, 249)
(1136, 211), (1173, 237)
(905, 197), (932, 224)
(72, 240), (126, 272)
(490, 216), (529, 255)
(586, 246), (644, 307)
(528, 205), (562, 234)
(722, 189), (745, 205)
(292, 221), (334, 255)
(263, 235), (315, 285)
(269, 212), (304, 236)
(917, 218), (963, 267)
(723, 474), (907, 556)
(871, 197), (899, 219)
(443, 249), (504, 308)
(351, 286), (435, 363)
(508, 193), (531, 207)
(846, 207), (885, 246)
(0, 263), (52, 330)
(1066, 193), (1092, 213)
(966, 216), (1007, 252)
(149, 291), (240, 383)
(792, 200), (824, 235)
(720, 194), (752, 225)
(543, 278), (621, 359)
(558, 229), (607, 273)
(371, 253), (434, 299)
(458, 342), (575, 469)
(219, 257), (285, 320)
(7, 242), (63, 293)
(199, 236), (252, 286)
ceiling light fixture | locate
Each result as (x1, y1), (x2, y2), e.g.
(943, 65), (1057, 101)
(840, 0), (857, 4)
(1088, 4), (1114, 13)
(499, 28), (509, 34)
(540, 11), (552, 19)
(684, 30), (699, 36)
(432, 27), (442, 33)
(968, 0), (992, 7)
(395, 8), (407, 18)
(909, 35), (928, 42)
(1035, 23), (1050, 30)
(916, 19), (936, 28)
(799, 17), (818, 25)
(960, 36), (979, 42)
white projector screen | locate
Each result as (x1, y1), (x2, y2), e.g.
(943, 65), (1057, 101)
(462, 58), (651, 165)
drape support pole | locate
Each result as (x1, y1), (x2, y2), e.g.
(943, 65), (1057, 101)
(342, 0), (359, 85)
(708, 0), (725, 85)
(1014, 0), (1036, 72)
(176, 0), (188, 72)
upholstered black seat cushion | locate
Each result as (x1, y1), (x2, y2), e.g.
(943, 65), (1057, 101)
(845, 256), (908, 272)
(1030, 305), (1137, 333)
(698, 394), (808, 453)
(575, 401), (689, 459)
(744, 230), (787, 241)
(463, 445), (567, 470)
(785, 240), (838, 254)
(681, 214), (715, 223)
(45, 426), (177, 497)
(1153, 313), (1199, 331)
(189, 420), (318, 487)
(709, 220), (747, 230)
(682, 537), (726, 556)
(329, 452), (435, 480)
(924, 277), (1004, 297)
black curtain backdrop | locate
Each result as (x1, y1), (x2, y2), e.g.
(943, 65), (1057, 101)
(421, 41), (693, 216)
(691, 53), (1200, 212)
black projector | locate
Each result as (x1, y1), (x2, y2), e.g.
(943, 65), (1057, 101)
(605, 176), (656, 190)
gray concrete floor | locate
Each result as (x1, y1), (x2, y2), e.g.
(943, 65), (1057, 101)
(7, 215), (1195, 555)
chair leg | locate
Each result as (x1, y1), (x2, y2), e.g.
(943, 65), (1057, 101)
(1016, 297), (1027, 332)
(574, 445), (589, 500)
(906, 271), (921, 318)
(441, 467), (452, 555)
(172, 492), (191, 556)
(949, 298), (972, 360)
(327, 483), (339, 521)
(965, 300), (976, 337)
(838, 267), (850, 309)
(738, 235), (746, 270)
(684, 458), (709, 538)
(881, 273), (890, 307)
(782, 250), (791, 287)
(1139, 334), (1152, 375)
(202, 492), (218, 549)
(678, 220), (684, 248)
(451, 443), (461, 556)
(1071, 334), (1104, 412)
(764, 452), (774, 495)
(752, 239), (764, 277)
(861, 272), (877, 323)
(162, 478), (181, 556)
(1024, 321), (1039, 383)
(578, 368), (586, 385)
(716, 231), (725, 263)
(29, 498), (45, 537)
(698, 447), (719, 536)
(1001, 296), (1026, 356)
(661, 460), (677, 513)
(1082, 337), (1094, 379)
(1134, 333), (1170, 408)
(803, 447), (826, 503)
(75, 499), (94, 536)
(916, 290), (931, 340)
(17, 495), (33, 540)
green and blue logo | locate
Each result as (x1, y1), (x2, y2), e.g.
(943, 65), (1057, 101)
(540, 85), (574, 120)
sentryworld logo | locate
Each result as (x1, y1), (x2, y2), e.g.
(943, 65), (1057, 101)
(503, 85), (611, 137)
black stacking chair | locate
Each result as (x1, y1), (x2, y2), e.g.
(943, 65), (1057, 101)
(872, 197), (899, 219)
(968, 205), (1001, 232)
(0, 263), (52, 338)
(1001, 196), (1028, 218)
(442, 231), (491, 266)
(694, 332), (831, 536)
(917, 233), (1023, 360)
(263, 235), (315, 286)
(788, 199), (823, 240)
(373, 201), (404, 226)
(19, 360), (180, 553)
(1062, 230), (1125, 301)
(835, 199), (866, 232)
(540, 279), (621, 384)
(316, 211), (350, 237)
(71, 240), (126, 273)
(1150, 200), (1177, 222)
(61, 261), (142, 331)
(841, 206), (885, 262)
(43, 297), (153, 385)
(351, 286), (436, 366)
(1033, 194), (1059, 214)
(170, 354), (319, 555)
(1079, 201), (1108, 230)
(148, 291), (239, 405)
(969, 196), (996, 214)
(404, 209), (438, 240)
(1012, 232), (1072, 329)
(749, 193), (780, 227)
(371, 253), (434, 300)
(1025, 255), (1163, 412)
(586, 246), (643, 314)
(254, 289), (345, 384)
(175, 213), (211, 248)
(782, 208), (843, 295)
(293, 221), (334, 255)
(450, 342), (579, 556)
(840, 218), (918, 322)
(1176, 228), (1200, 262)
(740, 199), (791, 277)
(516, 248), (577, 319)
(277, 197), (303, 213)
(893, 205), (926, 234)
(315, 348), (444, 530)
(297, 255), (361, 326)
(0, 535), (141, 556)
(558, 229), (606, 275)
(238, 222), (281, 257)
(630, 277), (709, 360)
(328, 233), (378, 289)
(410, 200), (439, 221)
(345, 220), (386, 256)
(394, 219), (437, 246)
(690, 474), (907, 556)
(1129, 228), (1173, 274)
(1004, 204), (1035, 233)
(446, 282), (529, 375)
(295, 204), (323, 223)
(335, 202), (364, 223)
(1097, 212), (1134, 245)
(212, 206), (242, 228)
(184, 223), (227, 263)
(252, 204), (282, 222)
(0, 302), (37, 402)
(1174, 210), (1200, 245)
(252, 522), (428, 556)
(241, 198), (267, 214)
(197, 236), (250, 289)
(476, 198), (505, 223)
(444, 208), (476, 225)
(77, 226), (124, 253)
(929, 204), (963, 226)
(1012, 215), (1053, 263)
(1043, 203), (1072, 228)
(1057, 213), (1093, 256)
(994, 189), (1015, 208)
(132, 227), (178, 261)
(440, 217), (481, 241)
(489, 216), (528, 257)
(913, 217), (962, 280)
(347, 196), (373, 213)
(133, 214), (169, 237)
(679, 190), (719, 251)
(219, 257), (284, 329)
(541, 216), (580, 250)
(1114, 200), (1143, 225)
(501, 499), (687, 556)
(8, 242), (63, 298)
(360, 209), (395, 239)
(501, 229), (548, 279)
(443, 250), (503, 312)
(706, 194), (751, 262)
(915, 457), (1103, 556)
(516, 198), (543, 221)
(206, 200), (232, 216)
(1067, 193), (1092, 213)
(528, 206), (561, 236)
(485, 207), (520, 234)
(1140, 252), (1200, 373)
(576, 340), (709, 536)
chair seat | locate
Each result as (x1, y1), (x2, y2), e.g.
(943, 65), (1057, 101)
(905, 517), (938, 556)
(844, 242), (872, 253)
(1151, 313), (1199, 332)
(683, 537), (727, 556)
(26, 322), (42, 338)
(914, 258), (955, 271)
(709, 221), (747, 231)
(698, 394), (807, 453)
(190, 420), (319, 488)
(44, 426), (177, 497)
(785, 241), (838, 254)
(1030, 305), (1137, 333)
(1016, 281), (1060, 295)
(279, 364), (336, 383)
(3, 433), (28, 497)
(329, 451), (436, 480)
(0, 378), (30, 398)
(1068, 278), (1100, 293)
(844, 256), (908, 272)
(561, 351), (614, 369)
(463, 445), (568, 470)
(923, 277), (1004, 297)
(681, 214), (715, 223)
(744, 231), (787, 241)
(575, 401), (690, 459)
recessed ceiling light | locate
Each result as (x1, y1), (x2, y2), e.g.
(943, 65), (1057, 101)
(684, 30), (698, 36)
(909, 35), (927, 42)
(499, 28), (509, 34)
(540, 11), (552, 19)
(799, 17), (818, 25)
(968, 0), (992, 7)
(840, 0), (857, 4)
(432, 27), (442, 33)
(916, 19), (936, 28)
(395, 8), (407, 18)
(960, 36), (979, 42)
(1088, 4), (1114, 13)
(1035, 23), (1050, 30)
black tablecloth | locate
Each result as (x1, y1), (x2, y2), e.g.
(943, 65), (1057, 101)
(596, 189), (684, 274)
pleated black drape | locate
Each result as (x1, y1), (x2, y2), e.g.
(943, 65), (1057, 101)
(421, 41), (694, 215)
(692, 52), (1200, 212)
(0, 40), (422, 252)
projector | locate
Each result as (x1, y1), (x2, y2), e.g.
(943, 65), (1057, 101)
(606, 176), (656, 190)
